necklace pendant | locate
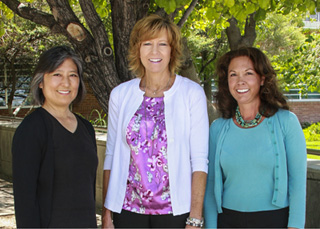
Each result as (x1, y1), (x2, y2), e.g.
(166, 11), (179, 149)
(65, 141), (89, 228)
(153, 91), (156, 95)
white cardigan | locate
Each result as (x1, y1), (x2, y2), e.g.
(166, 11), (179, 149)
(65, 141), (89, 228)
(104, 75), (209, 215)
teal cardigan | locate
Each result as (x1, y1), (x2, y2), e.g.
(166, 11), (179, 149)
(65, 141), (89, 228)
(204, 109), (307, 228)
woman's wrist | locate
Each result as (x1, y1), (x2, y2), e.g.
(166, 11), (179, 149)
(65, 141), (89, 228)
(186, 217), (204, 228)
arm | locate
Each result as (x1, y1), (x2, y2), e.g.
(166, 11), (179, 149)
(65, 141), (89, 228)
(102, 170), (114, 228)
(283, 112), (307, 228)
(187, 171), (207, 228)
(101, 88), (119, 228)
(188, 84), (209, 227)
(203, 123), (219, 229)
(12, 115), (44, 227)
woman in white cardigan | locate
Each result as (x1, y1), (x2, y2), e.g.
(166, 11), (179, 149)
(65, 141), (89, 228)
(101, 14), (209, 228)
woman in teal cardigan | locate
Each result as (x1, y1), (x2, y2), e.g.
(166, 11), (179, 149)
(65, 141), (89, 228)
(204, 47), (306, 228)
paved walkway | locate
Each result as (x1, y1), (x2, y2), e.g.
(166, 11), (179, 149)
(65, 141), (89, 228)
(0, 177), (102, 228)
(0, 178), (15, 228)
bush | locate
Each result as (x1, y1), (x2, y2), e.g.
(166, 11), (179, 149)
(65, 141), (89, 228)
(303, 122), (320, 141)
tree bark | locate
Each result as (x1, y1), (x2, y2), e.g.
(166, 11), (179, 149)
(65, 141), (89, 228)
(111, 0), (149, 82)
(179, 38), (219, 124)
(226, 13), (256, 50)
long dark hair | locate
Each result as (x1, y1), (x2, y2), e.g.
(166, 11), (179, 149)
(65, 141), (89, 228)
(215, 47), (289, 119)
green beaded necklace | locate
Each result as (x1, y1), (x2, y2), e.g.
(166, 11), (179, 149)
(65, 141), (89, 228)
(235, 106), (262, 128)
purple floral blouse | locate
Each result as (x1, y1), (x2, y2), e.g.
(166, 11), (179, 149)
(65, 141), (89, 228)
(123, 96), (172, 215)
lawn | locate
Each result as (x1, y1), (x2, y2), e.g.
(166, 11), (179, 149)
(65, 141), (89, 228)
(306, 141), (320, 159)
(306, 141), (320, 150)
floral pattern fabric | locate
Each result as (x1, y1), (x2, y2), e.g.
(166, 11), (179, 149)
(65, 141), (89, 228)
(123, 96), (172, 215)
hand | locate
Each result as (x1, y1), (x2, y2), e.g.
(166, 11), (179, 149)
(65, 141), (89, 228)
(101, 207), (114, 229)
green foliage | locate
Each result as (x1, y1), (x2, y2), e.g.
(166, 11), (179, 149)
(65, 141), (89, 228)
(303, 122), (320, 141)
(254, 10), (320, 94)
(88, 109), (107, 128)
(271, 33), (320, 93)
(256, 11), (305, 56)
(0, 6), (69, 112)
(187, 29), (228, 82)
(155, 0), (191, 14)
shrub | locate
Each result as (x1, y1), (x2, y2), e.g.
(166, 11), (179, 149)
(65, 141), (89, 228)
(303, 122), (320, 141)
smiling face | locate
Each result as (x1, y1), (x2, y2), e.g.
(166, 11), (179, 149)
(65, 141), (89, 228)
(39, 58), (80, 109)
(228, 56), (265, 107)
(139, 29), (171, 77)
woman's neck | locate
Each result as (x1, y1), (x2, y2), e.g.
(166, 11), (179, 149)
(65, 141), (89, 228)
(141, 71), (174, 97)
(237, 103), (261, 120)
(42, 103), (73, 119)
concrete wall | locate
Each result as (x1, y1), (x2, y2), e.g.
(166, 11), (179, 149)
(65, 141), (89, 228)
(0, 121), (319, 227)
(0, 120), (106, 213)
(306, 159), (320, 228)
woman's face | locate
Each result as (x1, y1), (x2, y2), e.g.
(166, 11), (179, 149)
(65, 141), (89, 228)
(228, 56), (265, 107)
(139, 29), (171, 76)
(39, 58), (80, 109)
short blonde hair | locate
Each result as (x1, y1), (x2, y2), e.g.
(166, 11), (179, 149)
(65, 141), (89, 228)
(128, 14), (182, 78)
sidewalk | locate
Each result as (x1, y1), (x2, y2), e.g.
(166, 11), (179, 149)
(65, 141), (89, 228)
(0, 178), (15, 228)
(0, 177), (102, 228)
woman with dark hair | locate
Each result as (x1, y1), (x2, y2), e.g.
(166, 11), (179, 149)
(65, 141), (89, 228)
(12, 46), (98, 228)
(102, 14), (209, 228)
(204, 47), (307, 228)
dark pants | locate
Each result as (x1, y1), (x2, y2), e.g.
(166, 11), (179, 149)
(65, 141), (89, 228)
(113, 209), (189, 228)
(217, 207), (289, 228)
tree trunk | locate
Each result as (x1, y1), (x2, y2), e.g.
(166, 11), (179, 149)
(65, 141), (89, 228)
(111, 0), (149, 82)
(179, 38), (219, 124)
(203, 79), (213, 103)
(226, 13), (256, 50)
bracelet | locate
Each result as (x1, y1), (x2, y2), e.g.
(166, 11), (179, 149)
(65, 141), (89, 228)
(186, 217), (204, 228)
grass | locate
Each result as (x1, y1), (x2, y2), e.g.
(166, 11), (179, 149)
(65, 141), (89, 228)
(306, 141), (320, 150)
(308, 154), (320, 159)
(306, 141), (320, 159)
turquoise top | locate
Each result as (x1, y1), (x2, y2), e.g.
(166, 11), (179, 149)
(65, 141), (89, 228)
(204, 109), (307, 228)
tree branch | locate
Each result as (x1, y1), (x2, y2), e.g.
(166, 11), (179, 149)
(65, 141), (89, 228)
(177, 0), (198, 28)
(0, 0), (63, 34)
(244, 12), (256, 46)
(226, 17), (242, 50)
(78, 0), (112, 53)
(199, 37), (224, 74)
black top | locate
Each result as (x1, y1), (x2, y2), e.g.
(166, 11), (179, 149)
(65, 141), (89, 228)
(12, 108), (98, 228)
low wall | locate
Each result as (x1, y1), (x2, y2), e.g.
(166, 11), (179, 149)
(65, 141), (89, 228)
(0, 120), (319, 227)
(0, 119), (106, 213)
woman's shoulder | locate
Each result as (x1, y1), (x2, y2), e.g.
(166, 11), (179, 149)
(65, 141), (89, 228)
(177, 75), (203, 90)
(111, 78), (140, 94)
(14, 108), (48, 138)
(210, 117), (229, 132)
(76, 114), (94, 131)
(275, 109), (299, 123)
(18, 108), (46, 127)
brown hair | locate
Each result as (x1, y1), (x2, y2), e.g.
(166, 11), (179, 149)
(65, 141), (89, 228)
(215, 47), (289, 119)
(128, 14), (182, 78)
